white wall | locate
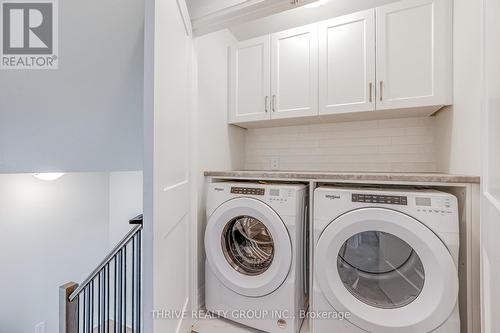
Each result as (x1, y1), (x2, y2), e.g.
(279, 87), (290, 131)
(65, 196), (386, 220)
(245, 117), (437, 172)
(435, 0), (482, 176)
(109, 171), (143, 247)
(0, 0), (144, 173)
(0, 173), (110, 333)
(192, 29), (246, 305)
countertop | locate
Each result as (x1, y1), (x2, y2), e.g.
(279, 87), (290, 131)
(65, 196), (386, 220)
(204, 170), (480, 184)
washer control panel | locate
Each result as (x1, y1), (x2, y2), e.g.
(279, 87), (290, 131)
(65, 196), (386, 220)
(352, 193), (408, 205)
(231, 187), (265, 196)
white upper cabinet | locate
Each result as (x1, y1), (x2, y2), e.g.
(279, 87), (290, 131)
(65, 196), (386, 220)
(228, 0), (452, 127)
(271, 25), (318, 119)
(375, 0), (452, 110)
(229, 35), (271, 123)
(318, 9), (376, 115)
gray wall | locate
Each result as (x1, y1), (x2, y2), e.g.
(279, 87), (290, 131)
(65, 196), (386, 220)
(0, 173), (110, 333)
(0, 0), (144, 173)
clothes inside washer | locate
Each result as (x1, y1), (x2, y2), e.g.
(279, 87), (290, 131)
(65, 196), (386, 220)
(222, 216), (275, 276)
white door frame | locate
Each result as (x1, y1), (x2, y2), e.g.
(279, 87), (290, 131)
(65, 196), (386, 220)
(480, 0), (500, 331)
(143, 1), (195, 332)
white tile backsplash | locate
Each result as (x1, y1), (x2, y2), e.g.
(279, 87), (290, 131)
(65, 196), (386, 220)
(244, 117), (437, 172)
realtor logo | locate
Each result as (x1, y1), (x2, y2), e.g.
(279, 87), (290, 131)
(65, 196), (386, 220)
(1, 0), (58, 69)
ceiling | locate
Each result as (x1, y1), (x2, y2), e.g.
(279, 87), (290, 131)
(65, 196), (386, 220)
(228, 0), (397, 40)
(185, 0), (399, 38)
(186, 0), (253, 20)
(185, 0), (319, 36)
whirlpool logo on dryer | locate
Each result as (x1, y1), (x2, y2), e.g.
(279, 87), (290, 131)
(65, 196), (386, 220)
(325, 194), (341, 200)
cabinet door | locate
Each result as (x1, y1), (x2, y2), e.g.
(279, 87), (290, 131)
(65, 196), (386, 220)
(318, 9), (375, 115)
(376, 0), (452, 110)
(271, 25), (318, 119)
(229, 35), (271, 123)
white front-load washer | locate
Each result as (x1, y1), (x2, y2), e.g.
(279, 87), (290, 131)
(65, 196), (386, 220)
(205, 182), (308, 333)
(312, 186), (460, 333)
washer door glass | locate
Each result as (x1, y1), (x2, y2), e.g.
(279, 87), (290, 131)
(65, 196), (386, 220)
(222, 215), (274, 276)
(337, 231), (425, 309)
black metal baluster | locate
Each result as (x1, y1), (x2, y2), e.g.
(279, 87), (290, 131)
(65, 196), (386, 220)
(104, 266), (107, 333)
(87, 285), (91, 333)
(124, 246), (127, 333)
(91, 280), (94, 333)
(132, 237), (135, 332)
(107, 263), (110, 333)
(138, 230), (141, 333)
(118, 251), (122, 333)
(83, 289), (86, 333)
(98, 272), (101, 333)
(114, 255), (118, 333)
(102, 270), (105, 333)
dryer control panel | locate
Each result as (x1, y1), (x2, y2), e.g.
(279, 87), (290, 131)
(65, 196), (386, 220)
(231, 187), (265, 196)
(352, 193), (408, 205)
(349, 192), (455, 215)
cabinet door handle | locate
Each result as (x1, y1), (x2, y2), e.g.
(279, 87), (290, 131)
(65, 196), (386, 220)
(379, 81), (383, 101)
(265, 96), (269, 112)
(272, 95), (276, 112)
(369, 82), (373, 103)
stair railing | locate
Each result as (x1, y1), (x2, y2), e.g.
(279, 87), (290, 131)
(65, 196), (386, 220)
(60, 218), (142, 333)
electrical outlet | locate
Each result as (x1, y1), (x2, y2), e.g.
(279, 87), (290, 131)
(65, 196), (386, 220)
(35, 322), (46, 333)
(270, 157), (280, 170)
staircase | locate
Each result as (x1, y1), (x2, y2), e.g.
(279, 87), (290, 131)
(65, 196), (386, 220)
(60, 215), (143, 333)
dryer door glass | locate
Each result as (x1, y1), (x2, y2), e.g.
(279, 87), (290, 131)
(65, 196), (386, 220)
(222, 216), (274, 276)
(337, 231), (425, 309)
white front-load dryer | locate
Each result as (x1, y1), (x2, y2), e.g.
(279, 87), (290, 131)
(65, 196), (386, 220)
(312, 187), (460, 333)
(205, 182), (308, 333)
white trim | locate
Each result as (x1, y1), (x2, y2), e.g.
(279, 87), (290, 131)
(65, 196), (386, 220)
(176, 0), (193, 36)
(163, 179), (189, 192)
(189, 41), (200, 314)
(483, 191), (500, 212)
(142, 0), (155, 330)
(175, 297), (192, 333)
